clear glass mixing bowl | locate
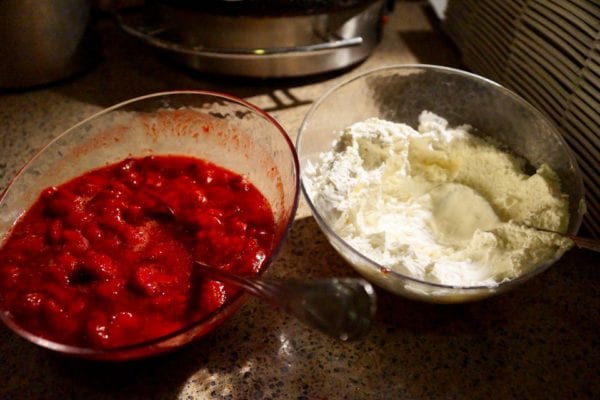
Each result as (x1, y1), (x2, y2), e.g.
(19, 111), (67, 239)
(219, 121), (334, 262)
(297, 64), (585, 303)
(0, 91), (299, 360)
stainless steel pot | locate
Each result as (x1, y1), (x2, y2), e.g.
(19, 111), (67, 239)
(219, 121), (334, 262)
(115, 0), (386, 77)
(0, 0), (100, 88)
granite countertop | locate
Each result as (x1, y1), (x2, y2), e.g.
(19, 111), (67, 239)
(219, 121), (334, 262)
(0, 2), (598, 399)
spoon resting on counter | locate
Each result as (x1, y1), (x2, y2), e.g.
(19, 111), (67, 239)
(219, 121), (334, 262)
(194, 261), (377, 341)
(155, 197), (377, 340)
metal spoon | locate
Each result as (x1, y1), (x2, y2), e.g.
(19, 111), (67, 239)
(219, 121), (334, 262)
(535, 228), (600, 253)
(194, 261), (377, 341)
(485, 222), (600, 253)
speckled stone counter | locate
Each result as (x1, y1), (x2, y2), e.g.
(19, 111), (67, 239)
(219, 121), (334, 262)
(0, 2), (598, 399)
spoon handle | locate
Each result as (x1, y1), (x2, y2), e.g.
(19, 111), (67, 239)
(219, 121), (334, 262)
(194, 261), (283, 304)
(567, 235), (600, 253)
(528, 226), (600, 253)
(193, 261), (377, 341)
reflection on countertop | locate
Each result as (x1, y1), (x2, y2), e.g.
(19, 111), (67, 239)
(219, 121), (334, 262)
(0, 1), (597, 399)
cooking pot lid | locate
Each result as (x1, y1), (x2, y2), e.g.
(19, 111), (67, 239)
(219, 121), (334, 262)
(156, 0), (379, 16)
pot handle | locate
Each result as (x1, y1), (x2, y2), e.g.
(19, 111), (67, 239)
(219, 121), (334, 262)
(115, 12), (363, 57)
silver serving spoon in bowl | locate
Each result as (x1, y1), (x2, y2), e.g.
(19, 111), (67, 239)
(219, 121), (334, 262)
(194, 261), (377, 341)
(548, 233), (600, 252)
(521, 226), (600, 253)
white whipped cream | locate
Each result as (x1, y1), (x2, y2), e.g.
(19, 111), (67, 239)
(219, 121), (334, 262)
(304, 112), (572, 287)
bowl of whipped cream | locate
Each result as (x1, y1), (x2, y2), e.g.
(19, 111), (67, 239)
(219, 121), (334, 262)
(297, 64), (585, 303)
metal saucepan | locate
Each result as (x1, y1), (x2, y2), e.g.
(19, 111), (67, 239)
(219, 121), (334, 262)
(0, 0), (100, 88)
(115, 0), (387, 77)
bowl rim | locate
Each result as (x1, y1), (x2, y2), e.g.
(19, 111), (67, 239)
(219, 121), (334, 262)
(297, 63), (584, 292)
(0, 90), (300, 357)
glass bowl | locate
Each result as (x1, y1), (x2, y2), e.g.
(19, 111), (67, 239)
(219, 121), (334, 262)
(0, 91), (299, 360)
(297, 64), (585, 303)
